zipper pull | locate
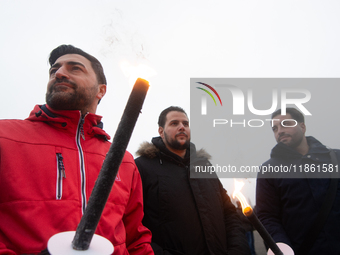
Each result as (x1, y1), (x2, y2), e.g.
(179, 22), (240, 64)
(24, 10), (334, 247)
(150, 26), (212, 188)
(80, 117), (85, 140)
(57, 153), (66, 178)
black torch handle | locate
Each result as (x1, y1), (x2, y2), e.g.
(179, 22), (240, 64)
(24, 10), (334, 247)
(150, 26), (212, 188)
(247, 212), (283, 255)
(72, 78), (149, 250)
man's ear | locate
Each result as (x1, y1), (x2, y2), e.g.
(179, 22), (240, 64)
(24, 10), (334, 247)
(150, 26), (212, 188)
(300, 122), (306, 133)
(96, 84), (107, 101)
(158, 126), (164, 139)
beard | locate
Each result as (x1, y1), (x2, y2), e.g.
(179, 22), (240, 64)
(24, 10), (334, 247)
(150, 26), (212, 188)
(279, 133), (304, 149)
(164, 131), (190, 150)
(46, 78), (97, 112)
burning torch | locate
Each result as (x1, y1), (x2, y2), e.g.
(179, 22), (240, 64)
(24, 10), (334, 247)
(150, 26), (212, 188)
(232, 179), (289, 255)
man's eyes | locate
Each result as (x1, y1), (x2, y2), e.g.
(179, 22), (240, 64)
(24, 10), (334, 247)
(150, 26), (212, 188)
(170, 122), (189, 126)
(284, 122), (296, 127)
(72, 66), (82, 71)
(49, 68), (57, 75)
(49, 65), (83, 75)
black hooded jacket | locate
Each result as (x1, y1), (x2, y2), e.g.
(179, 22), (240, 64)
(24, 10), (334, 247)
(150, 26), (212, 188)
(135, 137), (250, 255)
(256, 136), (340, 254)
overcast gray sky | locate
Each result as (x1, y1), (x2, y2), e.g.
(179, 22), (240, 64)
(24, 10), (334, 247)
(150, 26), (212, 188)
(1, 0), (340, 205)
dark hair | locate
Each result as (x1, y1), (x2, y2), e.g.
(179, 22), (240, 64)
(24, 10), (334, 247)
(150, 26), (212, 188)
(49, 44), (107, 85)
(271, 108), (305, 123)
(158, 106), (187, 127)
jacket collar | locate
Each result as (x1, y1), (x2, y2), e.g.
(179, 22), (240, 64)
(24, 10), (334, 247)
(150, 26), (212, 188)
(136, 136), (211, 162)
(26, 104), (110, 140)
(152, 136), (190, 164)
(271, 136), (329, 159)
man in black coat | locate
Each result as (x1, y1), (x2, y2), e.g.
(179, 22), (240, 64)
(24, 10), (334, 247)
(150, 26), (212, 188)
(135, 106), (250, 255)
(256, 108), (340, 255)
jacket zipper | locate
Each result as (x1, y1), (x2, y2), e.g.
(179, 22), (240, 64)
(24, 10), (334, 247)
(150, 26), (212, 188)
(76, 115), (87, 214)
(56, 153), (66, 200)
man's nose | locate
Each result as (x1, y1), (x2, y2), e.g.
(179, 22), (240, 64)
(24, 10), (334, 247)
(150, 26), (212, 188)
(178, 123), (185, 130)
(55, 66), (69, 80)
(277, 126), (285, 135)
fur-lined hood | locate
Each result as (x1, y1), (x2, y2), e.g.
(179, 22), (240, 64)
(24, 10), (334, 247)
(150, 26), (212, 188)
(135, 138), (211, 160)
(136, 141), (159, 159)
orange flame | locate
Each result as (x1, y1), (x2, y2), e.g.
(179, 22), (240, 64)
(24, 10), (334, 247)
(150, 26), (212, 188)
(232, 179), (253, 216)
(120, 60), (156, 87)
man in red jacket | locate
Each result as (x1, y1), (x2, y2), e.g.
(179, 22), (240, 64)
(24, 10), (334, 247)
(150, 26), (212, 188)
(0, 45), (153, 255)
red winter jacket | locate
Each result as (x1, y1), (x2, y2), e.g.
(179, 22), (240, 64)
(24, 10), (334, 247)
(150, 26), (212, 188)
(0, 105), (153, 255)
